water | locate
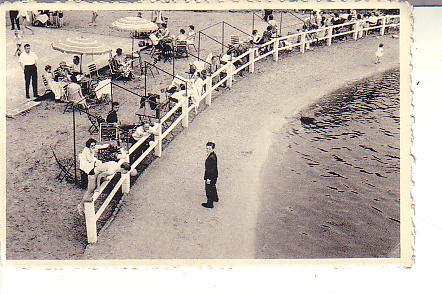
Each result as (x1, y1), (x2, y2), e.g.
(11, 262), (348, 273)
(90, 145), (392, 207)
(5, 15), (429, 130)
(256, 69), (400, 258)
(297, 69), (400, 194)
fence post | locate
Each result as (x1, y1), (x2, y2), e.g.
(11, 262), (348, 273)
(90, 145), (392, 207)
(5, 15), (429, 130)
(154, 122), (162, 157)
(227, 62), (233, 89)
(249, 48), (255, 73)
(182, 98), (189, 128)
(84, 201), (97, 243)
(205, 76), (212, 106)
(122, 152), (130, 194)
(273, 38), (279, 61)
(380, 16), (387, 36)
(327, 27), (333, 46)
(300, 32), (306, 54)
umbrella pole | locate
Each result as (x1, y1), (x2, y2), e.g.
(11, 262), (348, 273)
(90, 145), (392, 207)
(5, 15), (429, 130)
(80, 54), (83, 73)
(144, 61), (147, 97)
(72, 107), (78, 185)
(222, 21), (225, 55)
(131, 33), (135, 69)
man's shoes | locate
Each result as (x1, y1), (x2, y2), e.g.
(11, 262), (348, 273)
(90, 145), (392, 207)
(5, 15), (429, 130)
(201, 203), (214, 209)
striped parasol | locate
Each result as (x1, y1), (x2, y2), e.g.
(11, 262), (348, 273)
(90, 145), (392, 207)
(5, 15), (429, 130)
(51, 36), (112, 56)
(111, 17), (158, 64)
(52, 36), (112, 73)
(111, 16), (158, 33)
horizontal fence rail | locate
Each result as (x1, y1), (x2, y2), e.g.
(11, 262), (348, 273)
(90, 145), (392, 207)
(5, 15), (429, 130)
(83, 15), (400, 243)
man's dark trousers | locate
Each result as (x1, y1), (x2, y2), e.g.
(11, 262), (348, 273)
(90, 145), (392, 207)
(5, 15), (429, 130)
(24, 65), (38, 98)
(10, 11), (20, 30)
(205, 178), (218, 207)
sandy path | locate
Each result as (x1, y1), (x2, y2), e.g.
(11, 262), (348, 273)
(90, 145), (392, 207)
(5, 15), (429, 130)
(84, 35), (399, 259)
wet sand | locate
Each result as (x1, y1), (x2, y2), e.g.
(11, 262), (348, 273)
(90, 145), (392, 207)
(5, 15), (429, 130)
(256, 70), (400, 258)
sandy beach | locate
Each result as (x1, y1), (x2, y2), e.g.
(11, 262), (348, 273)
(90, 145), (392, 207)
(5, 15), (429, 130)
(5, 10), (400, 260)
(84, 35), (399, 259)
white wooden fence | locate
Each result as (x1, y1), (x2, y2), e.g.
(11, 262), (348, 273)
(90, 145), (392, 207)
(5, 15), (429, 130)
(84, 15), (400, 243)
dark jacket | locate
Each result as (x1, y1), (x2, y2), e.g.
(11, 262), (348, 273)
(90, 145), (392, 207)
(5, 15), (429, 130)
(106, 111), (118, 123)
(204, 152), (218, 181)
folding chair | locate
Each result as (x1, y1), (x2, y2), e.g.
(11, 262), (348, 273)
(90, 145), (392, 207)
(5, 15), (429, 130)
(87, 63), (100, 78)
(86, 112), (104, 134)
(50, 146), (75, 183)
(108, 58), (124, 80)
(230, 35), (240, 46)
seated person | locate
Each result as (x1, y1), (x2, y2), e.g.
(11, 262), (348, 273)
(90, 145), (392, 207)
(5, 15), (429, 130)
(106, 101), (119, 123)
(267, 14), (278, 35)
(251, 30), (262, 45)
(187, 25), (196, 41)
(132, 122), (151, 142)
(32, 11), (49, 27)
(95, 161), (131, 189)
(114, 48), (133, 79)
(79, 138), (99, 191)
(159, 23), (170, 39)
(176, 29), (187, 41)
(54, 61), (72, 82)
(66, 75), (88, 109)
(71, 55), (82, 75)
(43, 65), (65, 101)
(170, 84), (188, 103)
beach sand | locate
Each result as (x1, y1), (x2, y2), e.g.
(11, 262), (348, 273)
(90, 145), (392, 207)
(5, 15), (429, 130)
(83, 35), (400, 259)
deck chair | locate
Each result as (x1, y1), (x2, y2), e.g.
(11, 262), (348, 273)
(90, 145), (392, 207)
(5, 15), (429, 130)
(186, 34), (197, 51)
(175, 40), (189, 58)
(108, 58), (124, 80)
(230, 35), (240, 46)
(87, 63), (100, 78)
(50, 146), (75, 183)
(42, 75), (51, 93)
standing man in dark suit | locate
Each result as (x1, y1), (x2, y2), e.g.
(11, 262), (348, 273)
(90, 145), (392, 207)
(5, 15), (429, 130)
(9, 10), (20, 31)
(202, 142), (218, 209)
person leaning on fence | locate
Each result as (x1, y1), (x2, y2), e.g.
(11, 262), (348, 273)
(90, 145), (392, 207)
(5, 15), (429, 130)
(94, 161), (131, 189)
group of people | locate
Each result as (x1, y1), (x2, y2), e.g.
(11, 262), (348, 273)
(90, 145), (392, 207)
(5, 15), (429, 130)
(42, 56), (90, 108)
(78, 138), (132, 215)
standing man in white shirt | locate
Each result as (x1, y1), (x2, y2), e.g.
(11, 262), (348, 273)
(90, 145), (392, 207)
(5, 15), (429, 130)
(18, 44), (39, 99)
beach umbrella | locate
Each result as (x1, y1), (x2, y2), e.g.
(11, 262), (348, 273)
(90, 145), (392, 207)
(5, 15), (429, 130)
(111, 16), (158, 60)
(51, 36), (112, 72)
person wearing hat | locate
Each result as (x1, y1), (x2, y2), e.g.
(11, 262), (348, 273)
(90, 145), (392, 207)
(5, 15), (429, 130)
(202, 141), (219, 209)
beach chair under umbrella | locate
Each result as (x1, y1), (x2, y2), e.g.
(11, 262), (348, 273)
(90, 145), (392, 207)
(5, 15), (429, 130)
(51, 36), (112, 73)
(111, 16), (158, 62)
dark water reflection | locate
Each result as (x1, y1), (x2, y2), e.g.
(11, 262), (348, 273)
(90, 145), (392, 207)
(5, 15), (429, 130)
(297, 69), (400, 184)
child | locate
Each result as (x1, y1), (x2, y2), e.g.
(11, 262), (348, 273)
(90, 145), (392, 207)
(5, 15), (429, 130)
(14, 30), (23, 56)
(89, 11), (98, 26)
(375, 43), (384, 64)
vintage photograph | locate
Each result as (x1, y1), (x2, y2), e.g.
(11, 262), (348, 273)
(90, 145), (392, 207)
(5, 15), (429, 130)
(3, 4), (410, 261)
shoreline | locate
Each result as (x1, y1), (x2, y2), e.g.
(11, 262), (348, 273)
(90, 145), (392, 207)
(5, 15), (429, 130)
(256, 69), (400, 258)
(84, 35), (400, 259)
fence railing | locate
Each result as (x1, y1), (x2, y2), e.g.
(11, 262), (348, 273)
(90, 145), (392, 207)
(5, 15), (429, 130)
(83, 15), (400, 243)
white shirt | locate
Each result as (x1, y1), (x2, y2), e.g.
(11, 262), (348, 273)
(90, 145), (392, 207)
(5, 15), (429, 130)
(132, 126), (148, 141)
(97, 161), (121, 175)
(18, 51), (38, 66)
(79, 147), (98, 173)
